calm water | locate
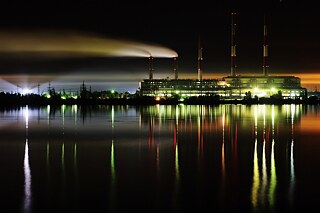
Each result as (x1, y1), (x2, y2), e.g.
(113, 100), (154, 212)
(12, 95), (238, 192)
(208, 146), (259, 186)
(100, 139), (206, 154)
(0, 104), (320, 213)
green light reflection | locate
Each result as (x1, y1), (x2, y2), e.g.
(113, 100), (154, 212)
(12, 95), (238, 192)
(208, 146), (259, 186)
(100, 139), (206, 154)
(62, 143), (65, 168)
(111, 140), (115, 180)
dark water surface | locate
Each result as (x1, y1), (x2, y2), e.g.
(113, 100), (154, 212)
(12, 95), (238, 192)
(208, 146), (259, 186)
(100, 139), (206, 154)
(0, 105), (320, 213)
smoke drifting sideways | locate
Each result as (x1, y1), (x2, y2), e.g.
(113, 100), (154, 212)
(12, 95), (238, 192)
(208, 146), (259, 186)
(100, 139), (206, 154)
(0, 30), (178, 91)
(0, 30), (178, 58)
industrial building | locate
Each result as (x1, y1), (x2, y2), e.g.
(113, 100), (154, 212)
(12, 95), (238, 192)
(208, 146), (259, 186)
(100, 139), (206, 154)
(140, 78), (226, 97)
(139, 13), (307, 100)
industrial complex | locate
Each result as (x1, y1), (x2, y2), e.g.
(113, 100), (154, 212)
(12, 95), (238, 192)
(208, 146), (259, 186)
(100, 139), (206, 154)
(139, 13), (307, 100)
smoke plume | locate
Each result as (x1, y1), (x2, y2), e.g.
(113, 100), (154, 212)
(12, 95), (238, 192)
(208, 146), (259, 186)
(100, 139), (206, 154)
(0, 30), (178, 58)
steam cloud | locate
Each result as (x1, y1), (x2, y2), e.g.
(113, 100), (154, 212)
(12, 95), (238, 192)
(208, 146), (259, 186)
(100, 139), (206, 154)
(0, 30), (178, 58)
(0, 30), (178, 90)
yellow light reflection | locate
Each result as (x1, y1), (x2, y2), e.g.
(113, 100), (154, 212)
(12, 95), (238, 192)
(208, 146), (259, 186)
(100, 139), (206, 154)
(269, 105), (277, 206)
(197, 106), (201, 154)
(175, 143), (180, 181)
(173, 123), (180, 213)
(221, 107), (226, 180)
(268, 140), (276, 205)
(261, 108), (267, 205)
(252, 140), (259, 208)
(251, 106), (259, 208)
(111, 140), (115, 180)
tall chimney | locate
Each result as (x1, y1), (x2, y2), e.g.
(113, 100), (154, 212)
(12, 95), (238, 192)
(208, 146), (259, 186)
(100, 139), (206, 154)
(173, 57), (178, 80)
(263, 14), (269, 76)
(149, 56), (154, 80)
(231, 12), (237, 76)
(198, 37), (203, 81)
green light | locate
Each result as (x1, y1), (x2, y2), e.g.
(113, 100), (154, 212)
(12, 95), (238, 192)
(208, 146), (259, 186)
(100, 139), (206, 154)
(111, 105), (114, 128)
(46, 94), (51, 99)
(111, 140), (115, 180)
(179, 98), (184, 102)
(111, 90), (115, 94)
(61, 96), (66, 100)
(62, 143), (65, 164)
(46, 143), (50, 163)
(74, 144), (77, 165)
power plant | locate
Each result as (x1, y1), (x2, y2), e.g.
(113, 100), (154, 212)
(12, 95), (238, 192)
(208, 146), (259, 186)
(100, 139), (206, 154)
(139, 13), (307, 100)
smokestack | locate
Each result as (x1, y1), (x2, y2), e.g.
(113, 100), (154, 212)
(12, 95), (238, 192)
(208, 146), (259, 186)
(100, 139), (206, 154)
(263, 14), (269, 76)
(173, 57), (178, 80)
(198, 37), (203, 81)
(231, 12), (237, 76)
(149, 56), (154, 80)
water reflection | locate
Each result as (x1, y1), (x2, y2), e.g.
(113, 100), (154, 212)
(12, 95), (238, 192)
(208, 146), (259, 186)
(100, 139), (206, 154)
(173, 105), (180, 212)
(220, 106), (226, 207)
(251, 105), (275, 210)
(141, 105), (300, 211)
(23, 141), (31, 213)
(174, 105), (180, 182)
(0, 104), (313, 212)
(23, 106), (31, 213)
(109, 105), (116, 212)
(269, 105), (276, 206)
(289, 105), (296, 206)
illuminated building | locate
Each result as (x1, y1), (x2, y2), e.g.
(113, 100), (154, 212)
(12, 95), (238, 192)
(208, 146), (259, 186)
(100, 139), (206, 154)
(140, 79), (228, 97)
(139, 13), (307, 100)
(223, 75), (307, 100)
(139, 76), (306, 100)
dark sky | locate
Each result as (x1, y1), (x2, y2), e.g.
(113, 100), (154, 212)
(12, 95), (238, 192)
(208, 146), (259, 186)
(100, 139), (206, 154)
(0, 0), (319, 92)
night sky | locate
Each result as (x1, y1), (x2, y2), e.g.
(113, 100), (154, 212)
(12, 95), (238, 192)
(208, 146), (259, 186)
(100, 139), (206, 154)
(0, 0), (319, 92)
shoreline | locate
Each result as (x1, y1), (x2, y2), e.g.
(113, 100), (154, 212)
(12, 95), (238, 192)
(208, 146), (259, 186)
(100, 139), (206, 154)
(0, 97), (319, 106)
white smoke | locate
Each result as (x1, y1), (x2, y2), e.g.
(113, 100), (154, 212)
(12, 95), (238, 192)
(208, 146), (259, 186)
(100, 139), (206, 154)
(0, 30), (178, 58)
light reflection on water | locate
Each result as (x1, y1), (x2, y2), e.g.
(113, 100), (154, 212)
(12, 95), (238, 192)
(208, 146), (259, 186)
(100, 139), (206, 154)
(0, 104), (320, 212)
(23, 106), (32, 213)
(251, 105), (291, 212)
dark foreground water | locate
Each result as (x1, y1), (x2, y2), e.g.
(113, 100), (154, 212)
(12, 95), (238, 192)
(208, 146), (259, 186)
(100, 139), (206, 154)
(0, 104), (320, 213)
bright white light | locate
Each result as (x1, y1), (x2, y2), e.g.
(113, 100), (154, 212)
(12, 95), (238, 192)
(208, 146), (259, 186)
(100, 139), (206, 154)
(22, 88), (31, 95)
(23, 141), (32, 213)
(258, 91), (267, 97)
(24, 106), (29, 129)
